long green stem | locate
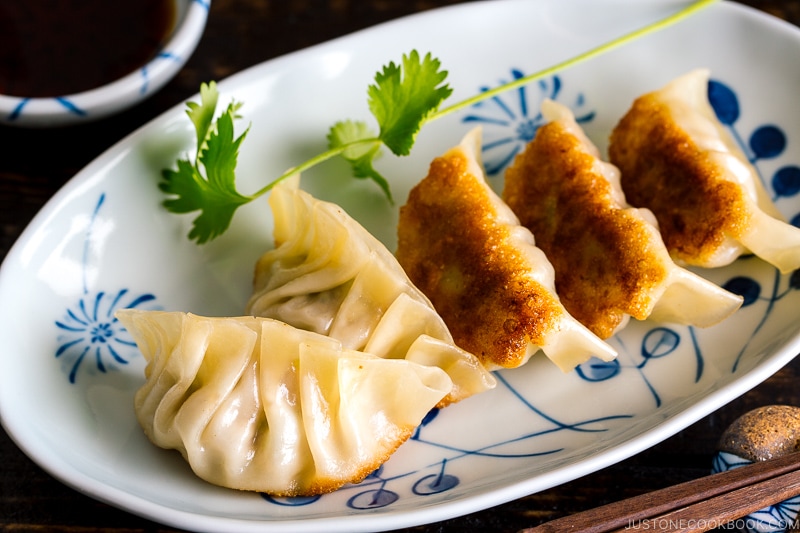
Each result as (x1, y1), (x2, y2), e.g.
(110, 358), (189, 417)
(254, 0), (718, 199)
(250, 147), (345, 198)
(251, 137), (383, 198)
(433, 0), (719, 121)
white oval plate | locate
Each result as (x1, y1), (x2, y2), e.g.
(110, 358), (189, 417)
(2, 1), (800, 532)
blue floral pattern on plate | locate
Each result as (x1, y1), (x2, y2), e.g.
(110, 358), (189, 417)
(54, 194), (158, 383)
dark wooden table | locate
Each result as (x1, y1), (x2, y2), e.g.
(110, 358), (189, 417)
(2, 1), (799, 532)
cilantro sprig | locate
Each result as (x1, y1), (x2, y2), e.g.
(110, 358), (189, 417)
(160, 82), (253, 244)
(326, 51), (452, 203)
(161, 0), (718, 244)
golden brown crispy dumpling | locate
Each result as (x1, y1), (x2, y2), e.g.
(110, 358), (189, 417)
(503, 100), (743, 339)
(609, 69), (800, 273)
(395, 127), (617, 372)
(116, 309), (452, 497)
(245, 177), (495, 406)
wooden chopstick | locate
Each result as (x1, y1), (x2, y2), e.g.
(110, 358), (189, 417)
(519, 451), (800, 533)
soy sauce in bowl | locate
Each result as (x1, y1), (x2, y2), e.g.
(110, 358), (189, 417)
(0, 0), (176, 98)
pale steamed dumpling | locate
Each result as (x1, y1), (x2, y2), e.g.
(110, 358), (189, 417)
(245, 176), (496, 406)
(116, 309), (452, 496)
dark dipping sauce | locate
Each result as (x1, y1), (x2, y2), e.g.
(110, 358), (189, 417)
(0, 0), (176, 97)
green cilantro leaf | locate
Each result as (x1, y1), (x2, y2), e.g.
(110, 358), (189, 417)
(327, 120), (392, 202)
(367, 50), (452, 156)
(186, 81), (219, 154)
(160, 82), (252, 244)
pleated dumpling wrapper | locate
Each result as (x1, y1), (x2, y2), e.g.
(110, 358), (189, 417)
(609, 68), (800, 273)
(245, 177), (495, 407)
(116, 309), (452, 497)
(395, 127), (617, 372)
(503, 100), (743, 339)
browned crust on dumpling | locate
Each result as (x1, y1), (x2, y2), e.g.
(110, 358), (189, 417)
(396, 150), (564, 369)
(293, 425), (416, 497)
(504, 121), (669, 339)
(608, 94), (751, 266)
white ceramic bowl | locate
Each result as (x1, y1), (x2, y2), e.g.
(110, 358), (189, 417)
(0, 0), (210, 128)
